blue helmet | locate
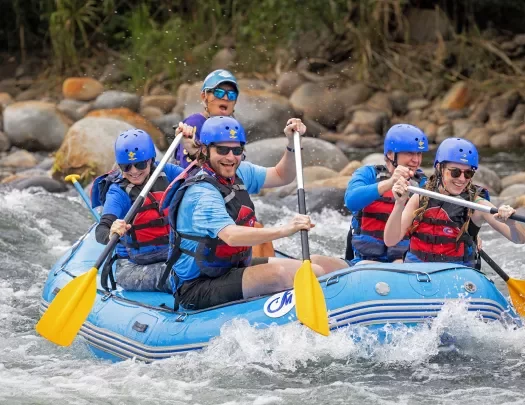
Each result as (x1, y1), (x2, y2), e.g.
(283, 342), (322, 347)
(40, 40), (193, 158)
(200, 116), (246, 145)
(384, 124), (429, 155)
(114, 129), (156, 164)
(201, 70), (239, 93)
(434, 138), (479, 170)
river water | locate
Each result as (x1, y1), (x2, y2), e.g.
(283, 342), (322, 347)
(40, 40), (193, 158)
(1, 165), (525, 404)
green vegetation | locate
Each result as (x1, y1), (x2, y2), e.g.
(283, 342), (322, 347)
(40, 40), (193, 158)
(2, 1), (525, 92)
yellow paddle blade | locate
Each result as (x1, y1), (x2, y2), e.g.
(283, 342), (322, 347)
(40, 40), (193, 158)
(507, 277), (525, 317)
(36, 267), (98, 346)
(294, 260), (329, 336)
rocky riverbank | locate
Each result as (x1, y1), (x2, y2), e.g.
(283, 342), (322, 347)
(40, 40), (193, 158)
(1, 53), (525, 210)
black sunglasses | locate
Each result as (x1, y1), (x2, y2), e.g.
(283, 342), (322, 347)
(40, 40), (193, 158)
(213, 145), (244, 156)
(447, 167), (475, 179)
(119, 160), (149, 172)
(210, 88), (238, 101)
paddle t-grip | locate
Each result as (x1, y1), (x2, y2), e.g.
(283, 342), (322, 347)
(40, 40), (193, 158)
(488, 208), (525, 223)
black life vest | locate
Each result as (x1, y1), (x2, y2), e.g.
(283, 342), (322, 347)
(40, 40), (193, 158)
(166, 173), (256, 283)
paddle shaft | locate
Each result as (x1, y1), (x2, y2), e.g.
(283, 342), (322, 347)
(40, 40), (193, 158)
(407, 185), (525, 223)
(293, 131), (310, 261)
(478, 249), (510, 282)
(94, 133), (184, 270)
(66, 176), (101, 222)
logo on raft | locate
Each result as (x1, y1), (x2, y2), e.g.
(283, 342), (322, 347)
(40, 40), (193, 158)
(263, 290), (295, 318)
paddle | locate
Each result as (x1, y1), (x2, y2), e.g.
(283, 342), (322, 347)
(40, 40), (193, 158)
(408, 185), (525, 316)
(478, 250), (525, 316)
(65, 174), (101, 222)
(407, 186), (525, 223)
(36, 133), (184, 346)
(292, 131), (329, 336)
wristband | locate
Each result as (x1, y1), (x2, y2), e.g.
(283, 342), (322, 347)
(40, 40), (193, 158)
(286, 146), (303, 152)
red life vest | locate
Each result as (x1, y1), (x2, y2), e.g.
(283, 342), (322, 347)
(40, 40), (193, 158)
(408, 190), (480, 264)
(121, 173), (170, 247)
(352, 165), (414, 261)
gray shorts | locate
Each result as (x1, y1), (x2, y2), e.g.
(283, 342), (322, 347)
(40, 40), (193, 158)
(115, 259), (172, 293)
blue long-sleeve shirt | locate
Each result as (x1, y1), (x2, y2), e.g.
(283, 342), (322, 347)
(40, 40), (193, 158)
(345, 165), (426, 231)
(344, 166), (384, 212)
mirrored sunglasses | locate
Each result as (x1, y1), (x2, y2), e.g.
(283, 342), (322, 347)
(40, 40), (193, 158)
(211, 88), (238, 101)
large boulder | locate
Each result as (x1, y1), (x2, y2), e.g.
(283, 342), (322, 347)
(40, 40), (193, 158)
(244, 137), (349, 171)
(275, 71), (306, 98)
(290, 82), (370, 128)
(501, 172), (525, 189)
(4, 101), (72, 151)
(0, 150), (38, 169)
(475, 165), (502, 195)
(52, 117), (135, 183)
(62, 77), (104, 101)
(86, 108), (167, 150)
(233, 90), (296, 142)
(141, 95), (177, 113)
(181, 82), (203, 117)
(10, 176), (68, 193)
(92, 90), (141, 112)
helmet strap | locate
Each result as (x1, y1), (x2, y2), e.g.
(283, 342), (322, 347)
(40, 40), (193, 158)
(385, 152), (398, 168)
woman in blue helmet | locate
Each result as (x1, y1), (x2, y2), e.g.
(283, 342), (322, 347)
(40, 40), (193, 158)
(384, 137), (525, 266)
(165, 116), (337, 310)
(174, 69), (240, 170)
(310, 124), (429, 272)
(94, 129), (183, 292)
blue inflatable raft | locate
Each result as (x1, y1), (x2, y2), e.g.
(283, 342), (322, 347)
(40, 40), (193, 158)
(39, 225), (521, 362)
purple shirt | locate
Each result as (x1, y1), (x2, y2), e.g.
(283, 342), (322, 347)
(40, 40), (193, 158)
(175, 114), (207, 168)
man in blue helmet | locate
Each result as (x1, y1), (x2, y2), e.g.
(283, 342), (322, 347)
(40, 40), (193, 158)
(174, 69), (239, 170)
(310, 124), (429, 272)
(165, 116), (334, 310)
(384, 137), (525, 266)
(93, 129), (184, 292)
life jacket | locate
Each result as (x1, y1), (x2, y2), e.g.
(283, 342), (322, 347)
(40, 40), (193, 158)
(120, 173), (170, 264)
(166, 172), (256, 284)
(91, 166), (170, 265)
(407, 188), (485, 266)
(350, 165), (421, 262)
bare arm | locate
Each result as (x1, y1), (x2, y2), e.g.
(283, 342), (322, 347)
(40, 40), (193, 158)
(384, 194), (420, 246)
(263, 148), (297, 188)
(473, 200), (525, 244)
(263, 118), (306, 189)
(218, 214), (314, 246)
